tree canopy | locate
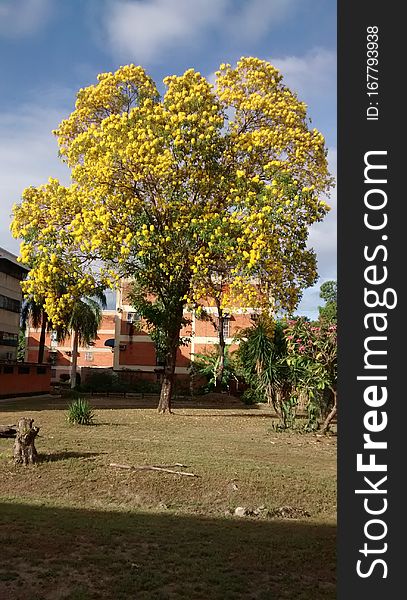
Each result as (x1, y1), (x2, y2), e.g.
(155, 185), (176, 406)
(318, 280), (337, 323)
(11, 58), (333, 411)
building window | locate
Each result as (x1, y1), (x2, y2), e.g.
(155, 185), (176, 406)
(0, 331), (18, 347)
(48, 351), (57, 366)
(223, 319), (230, 339)
(0, 294), (20, 313)
(37, 366), (47, 375)
(18, 365), (30, 375)
(50, 331), (58, 349)
(126, 312), (141, 324)
(85, 352), (94, 362)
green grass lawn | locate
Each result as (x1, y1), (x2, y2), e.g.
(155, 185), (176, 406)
(0, 395), (336, 599)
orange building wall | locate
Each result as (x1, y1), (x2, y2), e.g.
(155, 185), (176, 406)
(23, 284), (255, 382)
(0, 363), (51, 398)
(26, 312), (115, 379)
(118, 340), (156, 366)
(177, 344), (192, 366)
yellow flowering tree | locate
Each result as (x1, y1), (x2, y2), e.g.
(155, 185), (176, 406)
(11, 58), (332, 413)
(188, 169), (327, 388)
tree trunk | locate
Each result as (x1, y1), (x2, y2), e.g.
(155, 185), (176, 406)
(157, 304), (184, 414)
(266, 383), (273, 406)
(321, 390), (337, 434)
(157, 344), (177, 414)
(215, 301), (226, 392)
(13, 418), (40, 465)
(38, 312), (48, 364)
(70, 330), (79, 389)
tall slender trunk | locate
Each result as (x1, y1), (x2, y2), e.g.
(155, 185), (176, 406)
(321, 390), (337, 433)
(157, 343), (178, 414)
(37, 312), (48, 364)
(157, 304), (184, 414)
(215, 300), (226, 392)
(70, 330), (79, 389)
(266, 384), (273, 407)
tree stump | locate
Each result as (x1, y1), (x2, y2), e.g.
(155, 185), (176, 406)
(13, 418), (40, 465)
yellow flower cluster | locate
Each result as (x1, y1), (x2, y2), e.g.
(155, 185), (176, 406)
(10, 58), (333, 323)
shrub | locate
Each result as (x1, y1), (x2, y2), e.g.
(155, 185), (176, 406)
(78, 370), (116, 392)
(77, 370), (164, 394)
(241, 388), (265, 405)
(67, 398), (95, 425)
(128, 379), (161, 394)
(191, 346), (237, 392)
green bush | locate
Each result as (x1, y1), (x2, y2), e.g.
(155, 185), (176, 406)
(241, 388), (265, 405)
(77, 370), (162, 394)
(78, 371), (117, 392)
(128, 379), (161, 394)
(67, 398), (95, 425)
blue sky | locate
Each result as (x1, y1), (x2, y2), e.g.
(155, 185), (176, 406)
(0, 0), (336, 318)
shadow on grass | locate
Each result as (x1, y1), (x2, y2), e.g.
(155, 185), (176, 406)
(37, 451), (105, 463)
(0, 501), (336, 600)
(0, 396), (258, 413)
(177, 412), (273, 419)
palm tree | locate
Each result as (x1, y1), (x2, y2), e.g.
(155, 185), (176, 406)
(20, 297), (49, 363)
(235, 319), (297, 426)
(57, 293), (107, 389)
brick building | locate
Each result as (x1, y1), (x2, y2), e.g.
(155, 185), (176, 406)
(112, 281), (254, 384)
(26, 280), (255, 384)
(26, 312), (116, 382)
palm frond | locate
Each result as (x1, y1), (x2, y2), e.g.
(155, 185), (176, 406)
(20, 297), (46, 331)
(56, 294), (105, 345)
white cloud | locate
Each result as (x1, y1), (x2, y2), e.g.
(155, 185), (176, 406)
(0, 95), (71, 254)
(103, 0), (302, 63)
(103, 0), (226, 62)
(272, 48), (336, 107)
(0, 0), (53, 38)
(229, 0), (300, 40)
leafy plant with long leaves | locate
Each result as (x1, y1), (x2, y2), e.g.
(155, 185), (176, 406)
(235, 318), (300, 428)
(67, 397), (95, 425)
(191, 345), (237, 393)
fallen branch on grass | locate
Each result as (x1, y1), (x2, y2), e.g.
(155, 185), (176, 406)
(0, 425), (17, 439)
(109, 462), (199, 477)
